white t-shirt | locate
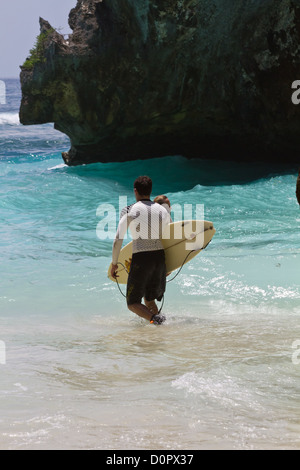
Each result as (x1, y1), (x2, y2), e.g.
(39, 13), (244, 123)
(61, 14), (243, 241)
(112, 200), (170, 265)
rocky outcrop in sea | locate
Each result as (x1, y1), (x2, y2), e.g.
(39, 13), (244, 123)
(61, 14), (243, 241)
(19, 0), (300, 166)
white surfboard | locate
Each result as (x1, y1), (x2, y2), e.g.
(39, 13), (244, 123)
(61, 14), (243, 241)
(108, 220), (216, 284)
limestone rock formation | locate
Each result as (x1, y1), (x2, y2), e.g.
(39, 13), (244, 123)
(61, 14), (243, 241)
(20, 0), (300, 166)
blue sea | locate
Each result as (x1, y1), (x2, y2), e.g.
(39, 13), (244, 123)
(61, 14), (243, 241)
(0, 78), (299, 450)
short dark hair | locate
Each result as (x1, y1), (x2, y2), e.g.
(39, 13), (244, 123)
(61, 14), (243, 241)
(134, 176), (152, 196)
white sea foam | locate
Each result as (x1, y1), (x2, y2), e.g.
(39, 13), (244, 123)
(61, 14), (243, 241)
(47, 163), (68, 171)
(0, 113), (20, 126)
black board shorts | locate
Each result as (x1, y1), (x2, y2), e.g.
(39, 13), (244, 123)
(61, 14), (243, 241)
(126, 250), (166, 306)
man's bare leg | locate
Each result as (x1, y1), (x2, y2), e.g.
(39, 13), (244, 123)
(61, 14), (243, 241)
(128, 303), (153, 322)
(144, 299), (158, 315)
(128, 302), (165, 324)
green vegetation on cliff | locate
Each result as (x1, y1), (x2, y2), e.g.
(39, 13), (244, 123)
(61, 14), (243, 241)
(22, 28), (55, 70)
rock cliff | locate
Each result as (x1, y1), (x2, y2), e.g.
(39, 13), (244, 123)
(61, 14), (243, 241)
(20, 0), (300, 166)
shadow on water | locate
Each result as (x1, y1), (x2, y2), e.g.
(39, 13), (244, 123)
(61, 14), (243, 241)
(63, 155), (298, 194)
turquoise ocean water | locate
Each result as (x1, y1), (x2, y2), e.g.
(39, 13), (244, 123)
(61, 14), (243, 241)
(0, 79), (300, 449)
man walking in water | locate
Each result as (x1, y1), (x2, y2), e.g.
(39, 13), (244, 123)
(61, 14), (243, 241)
(111, 176), (170, 324)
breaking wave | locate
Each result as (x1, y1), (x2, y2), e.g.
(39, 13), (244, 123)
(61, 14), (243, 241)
(0, 112), (20, 126)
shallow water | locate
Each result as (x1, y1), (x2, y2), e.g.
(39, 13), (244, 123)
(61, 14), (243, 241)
(0, 79), (299, 450)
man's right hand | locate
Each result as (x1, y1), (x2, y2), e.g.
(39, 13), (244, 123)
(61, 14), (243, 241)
(111, 263), (119, 279)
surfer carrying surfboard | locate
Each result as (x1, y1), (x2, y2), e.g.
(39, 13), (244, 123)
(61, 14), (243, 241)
(111, 176), (170, 325)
